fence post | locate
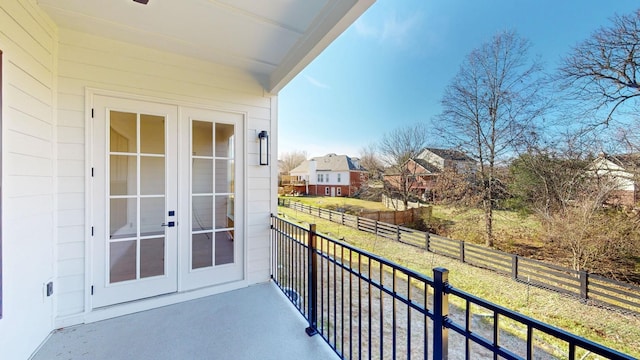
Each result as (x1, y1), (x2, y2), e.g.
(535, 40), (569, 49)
(397, 225), (401, 243)
(580, 271), (589, 300)
(511, 255), (518, 280)
(425, 232), (431, 251)
(433, 267), (450, 359)
(306, 224), (318, 336)
(459, 241), (465, 263)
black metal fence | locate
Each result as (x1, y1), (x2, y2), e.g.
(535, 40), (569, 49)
(279, 199), (640, 315)
(270, 215), (635, 360)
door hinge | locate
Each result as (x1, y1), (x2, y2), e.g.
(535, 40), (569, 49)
(91, 108), (94, 118)
(91, 167), (94, 177)
(91, 286), (94, 295)
(91, 226), (94, 236)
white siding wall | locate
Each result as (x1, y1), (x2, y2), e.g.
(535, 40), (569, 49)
(55, 29), (274, 324)
(0, 1), (57, 359)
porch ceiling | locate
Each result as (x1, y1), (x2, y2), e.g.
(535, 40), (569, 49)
(36, 0), (374, 93)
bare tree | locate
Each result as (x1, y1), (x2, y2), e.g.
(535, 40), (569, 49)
(558, 9), (640, 127)
(356, 144), (384, 200)
(279, 150), (308, 174)
(378, 123), (430, 209)
(438, 30), (549, 247)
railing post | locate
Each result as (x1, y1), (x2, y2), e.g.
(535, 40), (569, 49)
(425, 232), (430, 251)
(459, 241), (465, 263)
(433, 267), (449, 360)
(512, 255), (518, 280)
(580, 271), (589, 300)
(306, 224), (318, 336)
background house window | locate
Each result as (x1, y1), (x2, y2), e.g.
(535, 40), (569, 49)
(325, 187), (330, 195)
(337, 173), (341, 183)
(337, 187), (341, 196)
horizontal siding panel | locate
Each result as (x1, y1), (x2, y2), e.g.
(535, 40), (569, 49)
(5, 107), (52, 141)
(5, 176), (53, 197)
(8, 57), (52, 104)
(4, 195), (53, 220)
(7, 84), (53, 128)
(57, 242), (84, 261)
(6, 130), (53, 159)
(58, 209), (84, 227)
(59, 30), (262, 92)
(57, 226), (85, 244)
(58, 61), (270, 111)
(57, 143), (84, 161)
(56, 292), (84, 317)
(56, 274), (84, 294)
(57, 258), (84, 277)
(248, 177), (270, 190)
(57, 126), (84, 144)
(58, 193), (84, 210)
(57, 108), (84, 128)
(248, 189), (270, 202)
(57, 176), (85, 193)
(6, 152), (53, 177)
(57, 159), (84, 177)
(57, 92), (85, 112)
(0, 1), (54, 58)
(0, 9), (53, 81)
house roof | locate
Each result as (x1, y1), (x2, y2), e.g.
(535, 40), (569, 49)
(422, 147), (475, 162)
(290, 153), (364, 174)
(37, 0), (374, 93)
(600, 153), (640, 170)
(413, 159), (441, 173)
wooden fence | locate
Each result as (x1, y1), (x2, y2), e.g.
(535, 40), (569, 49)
(278, 198), (640, 315)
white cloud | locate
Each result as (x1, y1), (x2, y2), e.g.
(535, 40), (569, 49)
(305, 75), (330, 89)
(354, 12), (422, 46)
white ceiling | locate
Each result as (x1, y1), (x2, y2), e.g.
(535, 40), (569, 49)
(36, 0), (374, 93)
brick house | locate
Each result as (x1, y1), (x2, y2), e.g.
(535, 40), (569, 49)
(288, 153), (367, 197)
(384, 147), (476, 200)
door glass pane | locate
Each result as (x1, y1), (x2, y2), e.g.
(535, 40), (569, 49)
(193, 121), (213, 156)
(215, 232), (234, 265)
(110, 111), (137, 153)
(193, 159), (213, 194)
(110, 155), (136, 195)
(192, 233), (213, 269)
(192, 196), (213, 231)
(140, 198), (164, 236)
(215, 123), (234, 157)
(215, 159), (234, 193)
(140, 114), (165, 154)
(140, 237), (165, 278)
(215, 195), (233, 229)
(140, 156), (165, 195)
(110, 198), (137, 239)
(110, 240), (136, 283)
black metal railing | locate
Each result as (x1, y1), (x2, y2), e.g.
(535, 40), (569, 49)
(270, 214), (634, 360)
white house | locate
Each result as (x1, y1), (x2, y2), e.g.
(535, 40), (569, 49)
(288, 153), (367, 197)
(0, 1), (374, 358)
(591, 153), (639, 206)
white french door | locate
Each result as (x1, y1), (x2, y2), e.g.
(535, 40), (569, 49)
(179, 107), (244, 290)
(91, 95), (178, 308)
(90, 95), (244, 308)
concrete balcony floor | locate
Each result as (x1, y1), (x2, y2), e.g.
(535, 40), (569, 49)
(32, 282), (337, 360)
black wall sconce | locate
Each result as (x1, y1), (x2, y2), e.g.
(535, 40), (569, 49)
(258, 130), (269, 165)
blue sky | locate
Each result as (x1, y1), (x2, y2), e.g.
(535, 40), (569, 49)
(278, 0), (640, 158)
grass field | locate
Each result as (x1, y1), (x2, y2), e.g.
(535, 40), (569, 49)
(277, 205), (640, 358)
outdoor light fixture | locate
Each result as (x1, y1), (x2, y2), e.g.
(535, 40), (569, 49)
(133, 0), (149, 4)
(258, 130), (269, 166)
